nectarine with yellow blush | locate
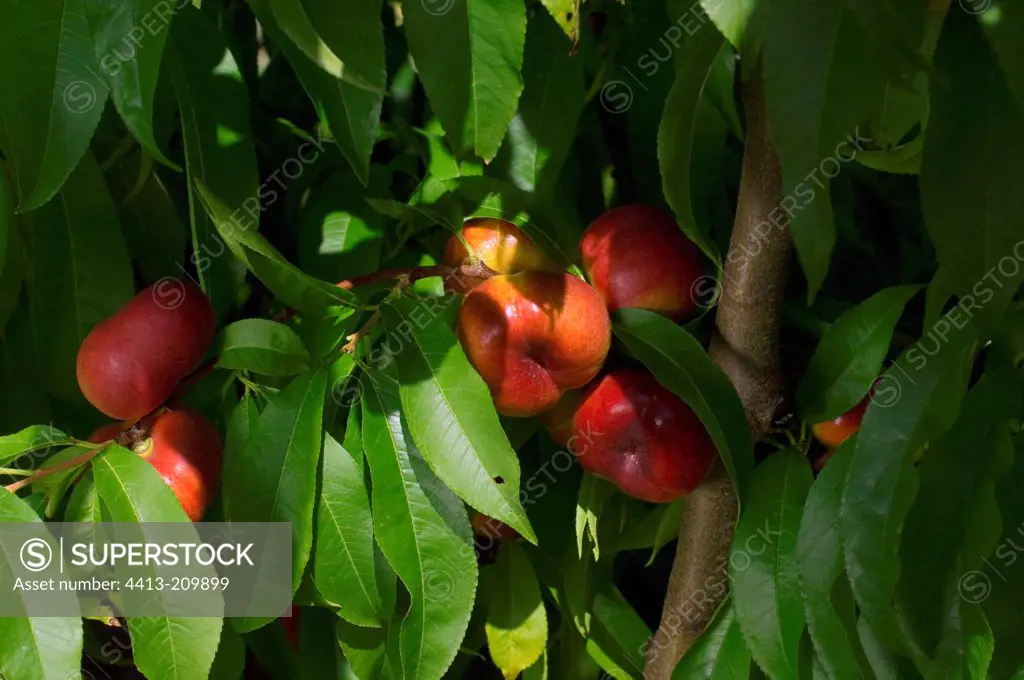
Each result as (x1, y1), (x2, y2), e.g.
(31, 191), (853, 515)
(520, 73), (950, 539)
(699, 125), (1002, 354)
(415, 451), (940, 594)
(445, 217), (560, 292)
(457, 272), (610, 417)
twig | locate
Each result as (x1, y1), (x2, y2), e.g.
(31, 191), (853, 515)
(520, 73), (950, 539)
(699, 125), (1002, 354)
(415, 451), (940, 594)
(645, 62), (790, 678)
(342, 310), (382, 354)
(337, 260), (499, 290)
(4, 446), (106, 494)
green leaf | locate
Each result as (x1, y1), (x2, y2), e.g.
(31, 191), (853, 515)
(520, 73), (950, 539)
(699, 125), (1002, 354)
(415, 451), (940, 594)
(605, 498), (685, 564)
(0, 173), (23, 331)
(209, 624), (246, 680)
(701, 0), (767, 70)
(313, 432), (388, 627)
(494, 11), (585, 202)
(86, 0), (177, 167)
(856, 616), (924, 680)
(215, 319), (311, 377)
(0, 425), (69, 467)
(672, 603), (751, 680)
(166, 6), (259, 320)
(0, 301), (51, 432)
(104, 147), (188, 284)
(486, 543), (548, 680)
(338, 619), (388, 679)
(381, 295), (535, 542)
(0, 0), (109, 210)
(224, 366), (329, 593)
(921, 8), (1024, 338)
(250, 0), (382, 184)
(730, 449), (813, 680)
(658, 25), (727, 264)
(64, 469), (103, 523)
(575, 473), (616, 561)
(981, 0), (1024, 111)
(614, 308), (753, 501)
(796, 439), (871, 680)
(984, 436), (1024, 678)
(538, 0), (579, 45)
(266, 0), (382, 92)
(796, 285), (921, 422)
(361, 368), (478, 680)
(0, 491), (83, 680)
(403, 0), (526, 162)
(92, 446), (224, 680)
(842, 329), (977, 658)
(297, 171), (384, 284)
(92, 443), (191, 521)
(763, 1), (885, 301)
(221, 393), (259, 519)
(896, 371), (1020, 666)
(23, 152), (135, 401)
(194, 180), (357, 316)
(587, 584), (652, 679)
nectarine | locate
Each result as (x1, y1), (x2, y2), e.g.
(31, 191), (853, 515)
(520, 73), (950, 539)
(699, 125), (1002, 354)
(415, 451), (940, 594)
(131, 408), (222, 521)
(471, 512), (521, 543)
(571, 368), (715, 502)
(580, 205), (703, 321)
(812, 395), (869, 450)
(444, 218), (559, 292)
(77, 281), (215, 421)
(537, 389), (582, 447)
(457, 272), (611, 417)
(87, 421), (129, 444)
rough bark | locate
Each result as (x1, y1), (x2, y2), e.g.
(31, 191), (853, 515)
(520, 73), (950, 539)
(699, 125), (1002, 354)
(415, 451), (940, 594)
(644, 62), (789, 678)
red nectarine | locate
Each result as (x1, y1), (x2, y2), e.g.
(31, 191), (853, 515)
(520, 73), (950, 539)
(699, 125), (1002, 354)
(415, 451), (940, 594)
(571, 368), (715, 502)
(77, 281), (215, 421)
(131, 408), (222, 522)
(457, 272), (611, 417)
(580, 205), (703, 321)
(812, 395), (869, 450)
(537, 389), (582, 447)
(471, 512), (521, 543)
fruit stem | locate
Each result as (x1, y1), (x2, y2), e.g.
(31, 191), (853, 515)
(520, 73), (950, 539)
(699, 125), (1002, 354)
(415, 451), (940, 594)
(4, 446), (106, 494)
(337, 260), (499, 290)
(343, 310), (382, 355)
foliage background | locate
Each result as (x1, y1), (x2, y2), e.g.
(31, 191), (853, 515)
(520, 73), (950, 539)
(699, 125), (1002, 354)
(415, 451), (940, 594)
(0, 0), (1022, 678)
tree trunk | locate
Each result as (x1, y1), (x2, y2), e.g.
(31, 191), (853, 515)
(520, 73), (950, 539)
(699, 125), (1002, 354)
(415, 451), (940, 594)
(644, 61), (789, 679)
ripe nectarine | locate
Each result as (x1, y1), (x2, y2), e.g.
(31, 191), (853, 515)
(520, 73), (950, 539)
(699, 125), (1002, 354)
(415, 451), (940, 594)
(812, 395), (869, 450)
(580, 205), (703, 321)
(471, 512), (521, 543)
(572, 368), (715, 502)
(458, 272), (611, 417)
(444, 217), (559, 292)
(537, 389), (582, 447)
(77, 281), (215, 421)
(131, 408), (222, 522)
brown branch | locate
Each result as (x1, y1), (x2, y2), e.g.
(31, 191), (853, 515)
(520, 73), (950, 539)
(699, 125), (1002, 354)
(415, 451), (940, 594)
(337, 261), (499, 291)
(645, 62), (790, 678)
(4, 446), (105, 494)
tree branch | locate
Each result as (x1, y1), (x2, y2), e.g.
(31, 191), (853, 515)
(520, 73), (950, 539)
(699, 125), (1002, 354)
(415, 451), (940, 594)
(645, 62), (789, 678)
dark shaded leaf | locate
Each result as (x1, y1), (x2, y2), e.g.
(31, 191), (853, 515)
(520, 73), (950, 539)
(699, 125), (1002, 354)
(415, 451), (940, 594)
(731, 449), (812, 680)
